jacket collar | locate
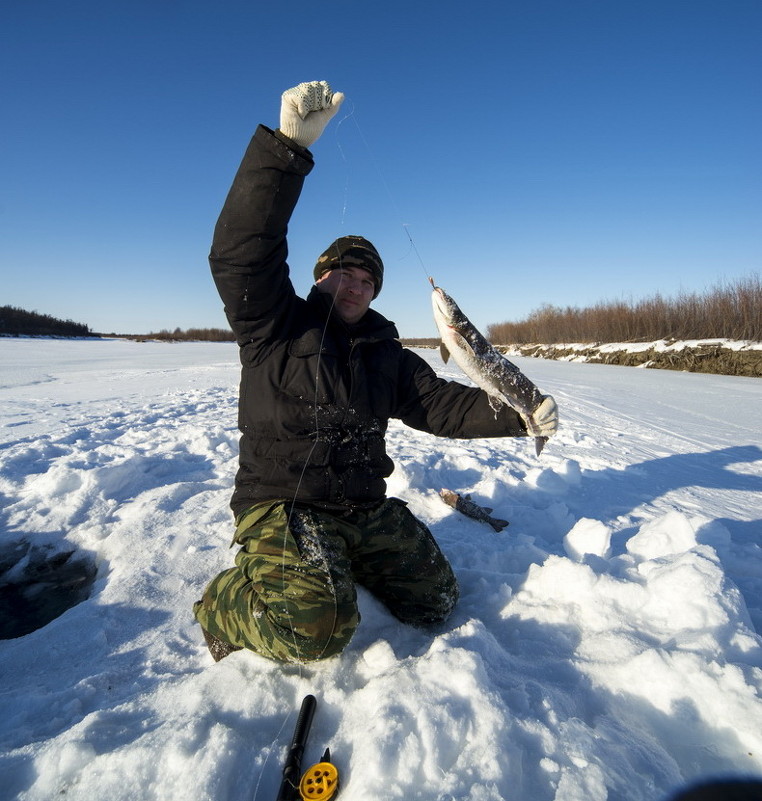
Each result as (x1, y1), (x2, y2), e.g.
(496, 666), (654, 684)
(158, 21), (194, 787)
(307, 286), (399, 341)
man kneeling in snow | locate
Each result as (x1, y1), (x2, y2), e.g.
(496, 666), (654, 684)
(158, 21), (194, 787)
(193, 81), (558, 663)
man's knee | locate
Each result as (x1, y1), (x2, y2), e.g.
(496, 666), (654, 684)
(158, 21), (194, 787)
(393, 567), (459, 627)
(362, 498), (460, 626)
(281, 598), (360, 661)
(195, 573), (360, 663)
(426, 569), (459, 623)
(263, 585), (360, 661)
(227, 501), (361, 661)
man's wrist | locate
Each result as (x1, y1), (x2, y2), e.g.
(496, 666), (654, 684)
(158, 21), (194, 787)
(274, 128), (311, 155)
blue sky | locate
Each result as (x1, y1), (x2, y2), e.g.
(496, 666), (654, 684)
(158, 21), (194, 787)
(1, 0), (760, 337)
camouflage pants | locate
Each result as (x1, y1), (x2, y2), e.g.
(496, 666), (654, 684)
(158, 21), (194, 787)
(193, 497), (458, 663)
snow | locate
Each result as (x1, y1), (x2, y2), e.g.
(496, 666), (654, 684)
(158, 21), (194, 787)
(504, 339), (762, 355)
(1, 337), (761, 801)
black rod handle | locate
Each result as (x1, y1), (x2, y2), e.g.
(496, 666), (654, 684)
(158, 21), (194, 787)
(276, 694), (317, 801)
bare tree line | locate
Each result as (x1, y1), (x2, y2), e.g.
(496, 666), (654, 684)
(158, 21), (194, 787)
(133, 327), (235, 342)
(487, 274), (761, 345)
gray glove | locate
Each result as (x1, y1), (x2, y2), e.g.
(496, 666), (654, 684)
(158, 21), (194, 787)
(279, 80), (345, 148)
(530, 395), (559, 438)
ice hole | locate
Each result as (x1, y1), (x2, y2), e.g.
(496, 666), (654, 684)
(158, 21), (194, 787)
(0, 541), (97, 639)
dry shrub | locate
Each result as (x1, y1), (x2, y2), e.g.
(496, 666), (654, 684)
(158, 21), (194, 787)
(487, 274), (761, 344)
(135, 327), (235, 342)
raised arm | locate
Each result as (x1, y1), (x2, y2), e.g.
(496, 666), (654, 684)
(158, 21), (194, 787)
(209, 82), (344, 345)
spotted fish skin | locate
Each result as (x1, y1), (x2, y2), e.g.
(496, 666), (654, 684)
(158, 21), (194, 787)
(430, 281), (549, 456)
(439, 489), (509, 532)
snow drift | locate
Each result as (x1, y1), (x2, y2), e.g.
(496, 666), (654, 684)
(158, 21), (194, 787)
(1, 338), (761, 801)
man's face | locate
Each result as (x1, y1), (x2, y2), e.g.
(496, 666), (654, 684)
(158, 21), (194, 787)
(315, 265), (375, 325)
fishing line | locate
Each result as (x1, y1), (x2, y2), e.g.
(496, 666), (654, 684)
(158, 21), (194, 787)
(332, 99), (355, 228)
(275, 102), (372, 669)
(280, 96), (415, 669)
(255, 96), (426, 800)
(252, 146), (347, 801)
(338, 105), (433, 288)
(250, 256), (349, 800)
(278, 100), (438, 671)
(252, 102), (366, 801)
(402, 223), (431, 284)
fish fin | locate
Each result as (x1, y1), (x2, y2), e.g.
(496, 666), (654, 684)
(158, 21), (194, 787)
(439, 343), (450, 364)
(489, 518), (510, 532)
(535, 436), (548, 457)
(483, 506), (493, 514)
(456, 335), (480, 361)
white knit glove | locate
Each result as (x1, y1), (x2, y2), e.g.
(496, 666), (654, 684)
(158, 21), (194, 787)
(529, 395), (559, 437)
(279, 80), (345, 148)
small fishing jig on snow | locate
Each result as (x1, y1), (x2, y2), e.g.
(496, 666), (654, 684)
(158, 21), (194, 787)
(439, 489), (509, 532)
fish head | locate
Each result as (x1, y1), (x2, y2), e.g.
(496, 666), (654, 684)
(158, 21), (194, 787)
(439, 488), (458, 507)
(431, 285), (469, 334)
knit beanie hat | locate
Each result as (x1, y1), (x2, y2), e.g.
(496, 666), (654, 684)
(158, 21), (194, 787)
(313, 235), (384, 298)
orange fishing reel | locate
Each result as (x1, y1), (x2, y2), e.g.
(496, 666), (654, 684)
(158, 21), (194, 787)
(299, 748), (339, 801)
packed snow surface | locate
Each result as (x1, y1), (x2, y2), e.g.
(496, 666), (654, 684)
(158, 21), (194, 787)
(1, 338), (761, 801)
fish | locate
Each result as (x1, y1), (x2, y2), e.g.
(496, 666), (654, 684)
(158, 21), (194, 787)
(439, 489), (509, 532)
(430, 278), (550, 456)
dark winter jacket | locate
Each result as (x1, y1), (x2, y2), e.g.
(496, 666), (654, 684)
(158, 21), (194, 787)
(210, 125), (527, 516)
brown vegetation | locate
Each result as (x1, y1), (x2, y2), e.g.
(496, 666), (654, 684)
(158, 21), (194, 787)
(487, 274), (761, 345)
(128, 327), (235, 342)
(398, 337), (440, 349)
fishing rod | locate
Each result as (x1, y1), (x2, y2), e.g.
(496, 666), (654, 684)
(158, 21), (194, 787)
(275, 695), (316, 801)
(275, 694), (339, 801)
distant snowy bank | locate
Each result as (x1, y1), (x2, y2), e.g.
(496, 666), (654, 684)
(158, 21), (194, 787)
(498, 339), (762, 377)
